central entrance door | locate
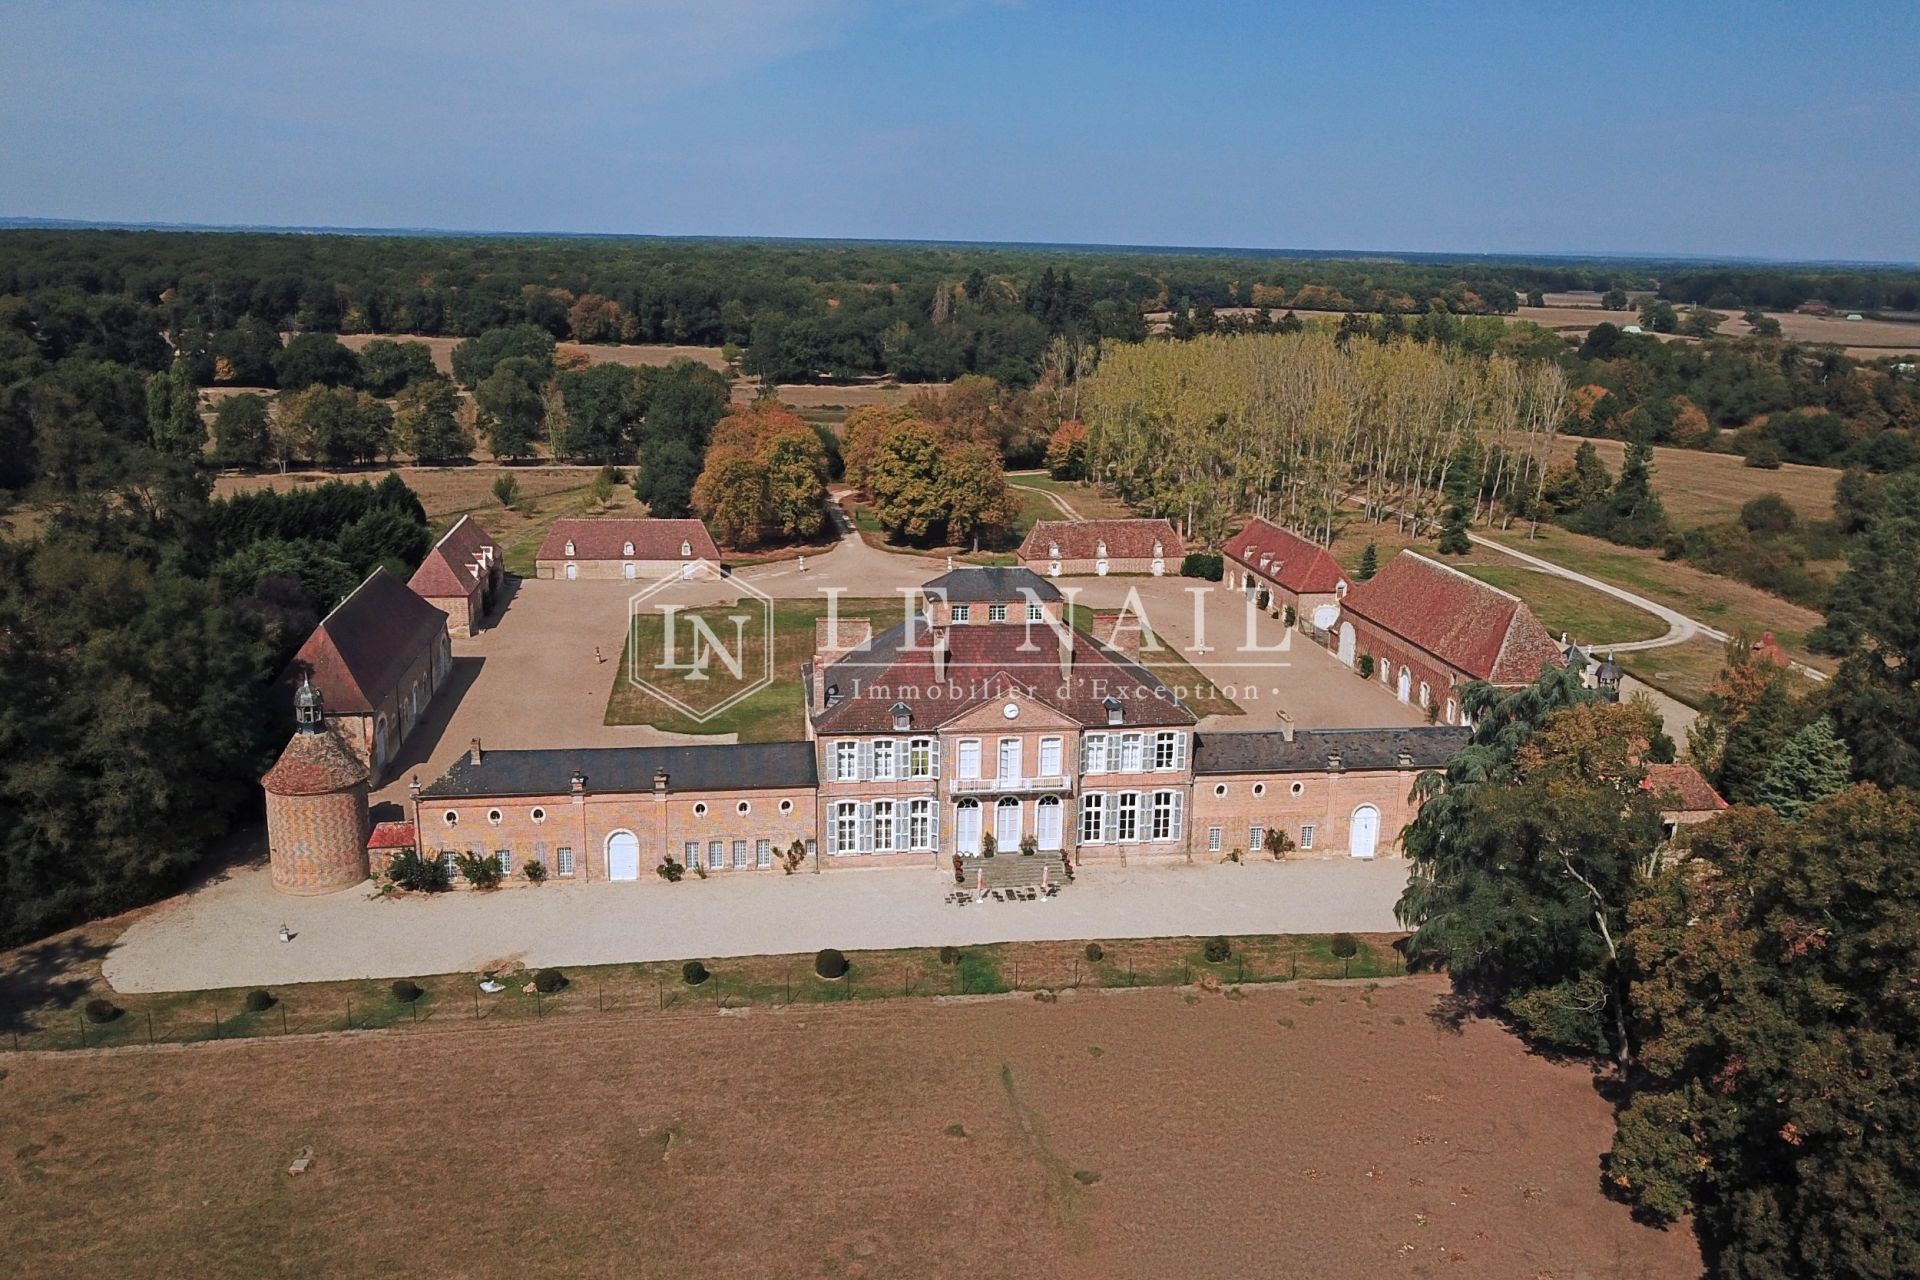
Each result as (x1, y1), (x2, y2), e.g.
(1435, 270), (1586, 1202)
(1349, 806), (1380, 859)
(995, 797), (1021, 850)
(606, 831), (640, 880)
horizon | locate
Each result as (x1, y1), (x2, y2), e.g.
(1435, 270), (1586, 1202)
(3, 3), (1916, 263)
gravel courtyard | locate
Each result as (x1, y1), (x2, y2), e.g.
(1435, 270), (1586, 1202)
(103, 857), (1409, 993)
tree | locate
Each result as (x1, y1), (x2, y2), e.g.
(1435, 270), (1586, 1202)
(1638, 300), (1679, 333)
(1437, 502), (1472, 554)
(393, 380), (471, 462)
(210, 392), (272, 469)
(474, 360), (545, 460)
(275, 386), (392, 466)
(1714, 676), (1801, 805)
(492, 474), (519, 509)
(1356, 542), (1380, 581)
(691, 446), (766, 547)
(272, 333), (361, 390)
(1612, 789), (1920, 1277)
(689, 404), (827, 547)
(634, 438), (701, 518)
(450, 325), (555, 389)
(1044, 419), (1088, 480)
(145, 360), (204, 457)
(1816, 473), (1920, 788)
(1600, 288), (1630, 311)
(1681, 306), (1724, 338)
(558, 364), (640, 462)
(864, 420), (949, 542)
(943, 442), (1013, 549)
(1754, 716), (1853, 819)
(355, 339), (438, 397)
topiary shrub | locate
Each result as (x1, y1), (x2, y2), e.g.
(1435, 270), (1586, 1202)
(534, 967), (567, 994)
(391, 979), (423, 1003)
(1283, 604), (1297, 627)
(1180, 551), (1223, 581)
(682, 960), (710, 986)
(84, 997), (122, 1024)
(814, 948), (849, 980)
(1203, 936), (1232, 964)
(939, 945), (960, 966)
(1084, 942), (1104, 963)
(455, 851), (503, 890)
(387, 848), (451, 892)
(1329, 933), (1359, 960)
(1356, 653), (1376, 680)
(656, 857), (685, 883)
(523, 860), (548, 885)
(244, 989), (276, 1013)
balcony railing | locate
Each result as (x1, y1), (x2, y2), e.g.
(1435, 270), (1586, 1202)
(949, 774), (1073, 795)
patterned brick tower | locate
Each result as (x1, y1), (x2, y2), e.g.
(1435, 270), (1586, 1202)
(262, 679), (372, 894)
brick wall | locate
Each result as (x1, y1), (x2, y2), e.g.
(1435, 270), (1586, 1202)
(1189, 766), (1423, 858)
(266, 786), (371, 893)
(534, 559), (724, 581)
(1330, 615), (1470, 726)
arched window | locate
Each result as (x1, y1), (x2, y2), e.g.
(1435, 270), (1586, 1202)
(1035, 795), (1063, 850)
(564, 539), (575, 556)
(1096, 540), (1108, 558)
(623, 540), (635, 556)
(680, 539), (691, 556)
(955, 798), (982, 853)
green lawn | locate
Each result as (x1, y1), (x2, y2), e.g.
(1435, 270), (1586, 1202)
(1452, 562), (1667, 647)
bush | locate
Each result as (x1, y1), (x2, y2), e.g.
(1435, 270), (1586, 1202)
(84, 997), (122, 1024)
(1180, 551), (1223, 581)
(491, 473), (519, 508)
(1329, 932), (1359, 959)
(391, 979), (423, 1003)
(1356, 653), (1376, 680)
(814, 948), (849, 980)
(656, 857), (684, 882)
(387, 848), (451, 893)
(1203, 937), (1232, 964)
(1744, 439), (1784, 469)
(534, 968), (567, 994)
(244, 989), (276, 1013)
(522, 859), (548, 885)
(1084, 942), (1104, 963)
(682, 960), (710, 986)
(980, 834), (997, 859)
(939, 945), (960, 966)
(1018, 834), (1038, 856)
(1282, 604), (1296, 627)
(454, 851), (503, 889)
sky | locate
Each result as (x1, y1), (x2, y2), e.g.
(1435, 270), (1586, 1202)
(2, 1), (1916, 261)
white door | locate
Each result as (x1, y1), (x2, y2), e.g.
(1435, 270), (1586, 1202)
(1397, 668), (1411, 702)
(995, 798), (1021, 849)
(998, 738), (1021, 783)
(565, 562), (578, 580)
(956, 801), (982, 853)
(680, 563), (694, 580)
(1349, 806), (1379, 860)
(624, 562), (636, 580)
(1337, 622), (1356, 665)
(606, 831), (640, 880)
(1036, 797), (1063, 850)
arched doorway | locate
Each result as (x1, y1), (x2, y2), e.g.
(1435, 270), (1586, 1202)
(995, 796), (1021, 849)
(1036, 796), (1063, 850)
(1336, 623), (1356, 665)
(1396, 668), (1411, 702)
(955, 799), (982, 854)
(564, 562), (578, 580)
(1349, 806), (1380, 859)
(606, 830), (640, 880)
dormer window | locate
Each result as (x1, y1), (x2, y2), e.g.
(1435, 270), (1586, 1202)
(564, 539), (575, 556)
(891, 701), (912, 730)
(680, 540), (691, 557)
(1096, 540), (1108, 558)
(1104, 695), (1123, 726)
(1048, 540), (1059, 558)
(623, 540), (635, 556)
(824, 682), (841, 707)
(952, 605), (971, 623)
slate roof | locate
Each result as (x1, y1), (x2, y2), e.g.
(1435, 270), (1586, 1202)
(1341, 552), (1564, 685)
(1642, 763), (1728, 814)
(535, 518), (719, 563)
(920, 566), (1063, 603)
(1018, 519), (1182, 562)
(409, 515), (501, 599)
(1193, 726), (1469, 775)
(1222, 519), (1350, 594)
(811, 618), (1194, 733)
(283, 568), (449, 715)
(261, 726), (371, 795)
(419, 742), (818, 799)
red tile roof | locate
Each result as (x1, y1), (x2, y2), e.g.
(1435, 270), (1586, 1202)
(1018, 519), (1183, 563)
(284, 568), (449, 715)
(261, 727), (370, 795)
(367, 820), (418, 850)
(536, 518), (719, 563)
(1342, 552), (1563, 685)
(1642, 763), (1728, 814)
(410, 514), (502, 599)
(812, 620), (1196, 733)
(1222, 519), (1349, 594)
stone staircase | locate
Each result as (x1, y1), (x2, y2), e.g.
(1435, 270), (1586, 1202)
(968, 851), (1069, 892)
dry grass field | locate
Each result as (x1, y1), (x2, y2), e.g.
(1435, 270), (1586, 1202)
(334, 333), (729, 376)
(0, 976), (1698, 1280)
(1545, 437), (1840, 532)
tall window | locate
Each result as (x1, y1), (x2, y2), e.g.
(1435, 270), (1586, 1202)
(872, 801), (896, 852)
(1119, 733), (1145, 772)
(957, 739), (981, 779)
(756, 838), (772, 868)
(909, 799), (933, 849)
(997, 738), (1021, 781)
(495, 849), (512, 874)
(732, 839), (748, 868)
(908, 737), (936, 778)
(1036, 796), (1063, 850)
(556, 847), (574, 877)
(952, 604), (971, 623)
(955, 798), (982, 853)
(988, 603), (1007, 622)
(1080, 793), (1106, 843)
(1038, 736), (1063, 777)
(707, 840), (724, 870)
(1027, 602), (1044, 623)
(1116, 791), (1139, 841)
(1207, 826), (1222, 852)
(1249, 824), (1265, 852)
(1082, 733), (1109, 774)
(871, 739), (896, 781)
(834, 740), (858, 781)
(1152, 731), (1184, 770)
(833, 802), (858, 854)
(1299, 824), (1316, 851)
(1150, 790), (1182, 841)
(683, 840), (700, 864)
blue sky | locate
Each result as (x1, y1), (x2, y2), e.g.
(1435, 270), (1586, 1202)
(2, 1), (1916, 260)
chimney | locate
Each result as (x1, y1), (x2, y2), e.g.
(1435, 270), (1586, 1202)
(408, 774), (422, 799)
(653, 768), (669, 796)
(1278, 711), (1295, 744)
(1397, 746), (1414, 769)
(570, 769), (586, 796)
(932, 628), (950, 685)
(1327, 748), (1343, 772)
(468, 738), (483, 765)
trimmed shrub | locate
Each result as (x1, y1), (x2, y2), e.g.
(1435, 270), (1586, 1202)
(387, 848), (451, 893)
(84, 997), (122, 1024)
(454, 851), (503, 890)
(656, 857), (685, 882)
(1180, 551), (1223, 581)
(523, 859), (548, 885)
(1084, 942), (1104, 963)
(1356, 653), (1375, 680)
(814, 948), (849, 980)
(1330, 933), (1360, 960)
(1203, 936), (1232, 964)
(391, 979), (423, 1003)
(939, 945), (960, 966)
(244, 989), (276, 1013)
(534, 967), (567, 994)
(682, 960), (710, 986)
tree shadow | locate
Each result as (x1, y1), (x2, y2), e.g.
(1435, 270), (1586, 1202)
(0, 935), (112, 1031)
(469, 575), (522, 636)
(381, 655), (485, 782)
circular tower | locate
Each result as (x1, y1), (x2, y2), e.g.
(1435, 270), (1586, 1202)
(261, 679), (372, 894)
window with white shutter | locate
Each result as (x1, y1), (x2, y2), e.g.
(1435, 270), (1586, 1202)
(1082, 733), (1108, 774)
(1080, 793), (1105, 843)
(872, 801), (894, 852)
(756, 838), (772, 867)
(909, 799), (933, 848)
(856, 739), (874, 782)
(834, 740), (858, 781)
(872, 739), (896, 781)
(1116, 791), (1139, 842)
(1151, 790), (1182, 841)
(1120, 733), (1144, 771)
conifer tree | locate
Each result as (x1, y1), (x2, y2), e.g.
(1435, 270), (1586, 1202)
(1357, 542), (1379, 581)
(1754, 716), (1854, 819)
(1437, 502), (1472, 555)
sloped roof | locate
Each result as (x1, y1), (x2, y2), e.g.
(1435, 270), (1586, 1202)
(1342, 552), (1563, 685)
(1643, 763), (1728, 814)
(284, 568), (449, 715)
(920, 566), (1063, 603)
(261, 726), (370, 795)
(1222, 519), (1349, 594)
(1018, 519), (1183, 562)
(811, 618), (1194, 733)
(420, 742), (818, 799)
(410, 514), (501, 598)
(368, 820), (418, 850)
(536, 518), (719, 563)
(1194, 726), (1468, 775)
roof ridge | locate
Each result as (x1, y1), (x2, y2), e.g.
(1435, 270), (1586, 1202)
(316, 566), (394, 630)
(1399, 551), (1523, 610)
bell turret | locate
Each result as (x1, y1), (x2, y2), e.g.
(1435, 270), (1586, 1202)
(294, 677), (326, 732)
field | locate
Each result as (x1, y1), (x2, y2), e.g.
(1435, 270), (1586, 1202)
(1547, 435), (1840, 532)
(0, 975), (1698, 1280)
(334, 332), (729, 375)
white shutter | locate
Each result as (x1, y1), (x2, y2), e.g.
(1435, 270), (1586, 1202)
(1174, 731), (1188, 770)
(895, 806), (909, 851)
(1102, 794), (1118, 843)
(857, 803), (873, 853)
(931, 739), (941, 778)
(857, 740), (873, 782)
(1169, 791), (1184, 841)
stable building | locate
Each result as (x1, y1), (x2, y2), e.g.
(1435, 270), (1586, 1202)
(1327, 551), (1562, 725)
(408, 514), (503, 637)
(282, 567), (452, 783)
(1222, 518), (1350, 632)
(1017, 518), (1182, 577)
(534, 518), (722, 581)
